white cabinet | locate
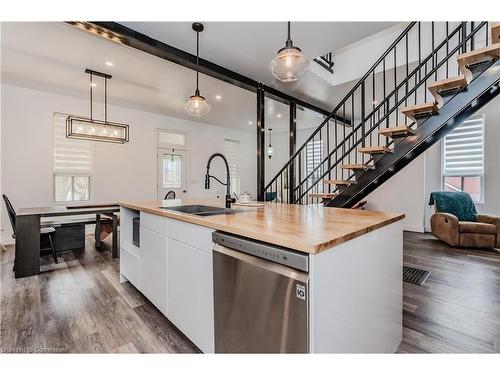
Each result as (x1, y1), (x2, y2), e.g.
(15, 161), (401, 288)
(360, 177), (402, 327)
(167, 238), (214, 353)
(121, 209), (215, 352)
(140, 227), (168, 315)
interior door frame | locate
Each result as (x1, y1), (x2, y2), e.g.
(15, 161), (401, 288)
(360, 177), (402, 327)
(157, 128), (190, 200)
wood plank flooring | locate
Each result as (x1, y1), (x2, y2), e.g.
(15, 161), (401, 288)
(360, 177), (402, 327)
(1, 232), (498, 353)
(0, 236), (199, 353)
(397, 232), (499, 353)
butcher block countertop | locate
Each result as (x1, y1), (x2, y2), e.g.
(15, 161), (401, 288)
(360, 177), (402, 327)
(119, 199), (404, 254)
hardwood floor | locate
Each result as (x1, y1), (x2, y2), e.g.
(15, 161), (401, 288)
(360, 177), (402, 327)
(1, 232), (498, 353)
(397, 232), (499, 353)
(0, 236), (199, 353)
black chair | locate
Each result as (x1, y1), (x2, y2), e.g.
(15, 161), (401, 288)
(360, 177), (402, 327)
(164, 190), (176, 200)
(2, 194), (58, 266)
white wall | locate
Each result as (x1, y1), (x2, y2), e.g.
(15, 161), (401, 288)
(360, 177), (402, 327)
(1, 84), (256, 243)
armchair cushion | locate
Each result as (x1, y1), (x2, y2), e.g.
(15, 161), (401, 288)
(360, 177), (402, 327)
(429, 191), (477, 222)
(459, 221), (497, 235)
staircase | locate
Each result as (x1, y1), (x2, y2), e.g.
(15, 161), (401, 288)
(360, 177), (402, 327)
(264, 21), (500, 207)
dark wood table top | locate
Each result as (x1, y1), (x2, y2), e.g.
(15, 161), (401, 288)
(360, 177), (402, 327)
(17, 203), (120, 217)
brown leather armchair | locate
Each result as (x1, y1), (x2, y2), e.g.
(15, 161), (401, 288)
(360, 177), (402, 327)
(430, 212), (500, 248)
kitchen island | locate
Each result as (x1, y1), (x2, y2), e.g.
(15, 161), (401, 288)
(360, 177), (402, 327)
(119, 199), (405, 353)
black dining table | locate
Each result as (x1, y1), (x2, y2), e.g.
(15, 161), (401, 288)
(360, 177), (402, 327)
(14, 203), (120, 278)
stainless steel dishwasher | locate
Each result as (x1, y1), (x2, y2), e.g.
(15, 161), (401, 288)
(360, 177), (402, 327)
(212, 231), (309, 353)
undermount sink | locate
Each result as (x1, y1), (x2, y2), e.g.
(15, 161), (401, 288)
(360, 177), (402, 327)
(158, 204), (241, 216)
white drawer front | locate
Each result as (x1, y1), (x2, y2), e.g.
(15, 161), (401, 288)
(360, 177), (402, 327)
(141, 212), (169, 235)
(120, 246), (140, 288)
(167, 219), (214, 253)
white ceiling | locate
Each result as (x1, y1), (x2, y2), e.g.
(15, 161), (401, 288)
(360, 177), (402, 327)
(1, 22), (397, 133)
(123, 22), (398, 108)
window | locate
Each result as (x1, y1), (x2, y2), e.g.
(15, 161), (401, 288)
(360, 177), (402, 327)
(162, 154), (183, 188)
(224, 139), (240, 195)
(306, 140), (323, 190)
(53, 113), (92, 202)
(158, 129), (187, 149)
(442, 114), (484, 203)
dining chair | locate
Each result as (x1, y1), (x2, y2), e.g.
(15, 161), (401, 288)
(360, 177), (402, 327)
(2, 194), (58, 267)
(164, 190), (176, 200)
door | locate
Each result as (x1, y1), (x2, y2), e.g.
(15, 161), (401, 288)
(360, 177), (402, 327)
(157, 148), (187, 200)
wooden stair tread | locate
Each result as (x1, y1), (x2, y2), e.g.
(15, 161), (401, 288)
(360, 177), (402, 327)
(324, 179), (355, 185)
(309, 193), (338, 199)
(401, 102), (438, 117)
(492, 24), (500, 44)
(457, 43), (500, 62)
(358, 146), (392, 154)
(457, 43), (500, 81)
(339, 164), (373, 170)
(427, 75), (468, 91)
(379, 126), (415, 137)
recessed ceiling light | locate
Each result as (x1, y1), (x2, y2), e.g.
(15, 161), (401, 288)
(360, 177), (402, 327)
(248, 121), (253, 125)
(105, 61), (114, 67)
(215, 95), (222, 100)
(276, 114), (282, 118)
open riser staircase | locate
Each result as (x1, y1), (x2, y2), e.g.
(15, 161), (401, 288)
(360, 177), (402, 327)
(264, 21), (500, 207)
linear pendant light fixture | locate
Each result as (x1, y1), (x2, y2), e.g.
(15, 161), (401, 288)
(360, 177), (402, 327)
(66, 69), (129, 143)
(270, 22), (309, 82)
(185, 22), (211, 117)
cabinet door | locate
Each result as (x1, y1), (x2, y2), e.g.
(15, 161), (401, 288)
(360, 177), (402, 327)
(140, 227), (168, 315)
(167, 238), (214, 353)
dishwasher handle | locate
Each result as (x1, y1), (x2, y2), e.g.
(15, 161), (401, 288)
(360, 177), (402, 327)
(214, 244), (309, 283)
(212, 231), (309, 272)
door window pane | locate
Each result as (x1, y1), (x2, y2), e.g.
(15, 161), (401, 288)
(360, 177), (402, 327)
(163, 154), (182, 188)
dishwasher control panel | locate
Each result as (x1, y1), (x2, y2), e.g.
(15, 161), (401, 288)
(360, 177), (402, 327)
(212, 231), (309, 272)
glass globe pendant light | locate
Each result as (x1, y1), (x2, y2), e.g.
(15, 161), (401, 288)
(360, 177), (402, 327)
(270, 22), (310, 82)
(185, 23), (211, 117)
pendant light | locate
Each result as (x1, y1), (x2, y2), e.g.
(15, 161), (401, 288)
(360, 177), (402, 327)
(270, 22), (310, 82)
(267, 128), (274, 159)
(185, 22), (211, 117)
(66, 69), (129, 144)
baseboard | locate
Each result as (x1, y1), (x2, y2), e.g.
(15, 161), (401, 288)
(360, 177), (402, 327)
(403, 225), (425, 233)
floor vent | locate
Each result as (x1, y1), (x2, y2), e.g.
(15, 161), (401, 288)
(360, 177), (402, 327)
(403, 266), (430, 286)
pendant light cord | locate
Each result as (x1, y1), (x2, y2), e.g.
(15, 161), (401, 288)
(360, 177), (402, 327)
(196, 29), (200, 93)
(287, 21), (291, 41)
(104, 77), (107, 123)
(90, 73), (93, 121)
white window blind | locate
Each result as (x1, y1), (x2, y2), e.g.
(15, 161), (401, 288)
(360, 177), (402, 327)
(54, 113), (92, 175)
(443, 114), (484, 177)
(306, 140), (323, 176)
(306, 140), (323, 192)
(224, 139), (240, 195)
(53, 113), (92, 202)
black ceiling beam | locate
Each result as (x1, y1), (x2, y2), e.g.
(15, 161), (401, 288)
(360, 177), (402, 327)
(66, 21), (350, 125)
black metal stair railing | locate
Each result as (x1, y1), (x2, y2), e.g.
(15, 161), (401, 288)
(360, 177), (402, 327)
(263, 21), (491, 205)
